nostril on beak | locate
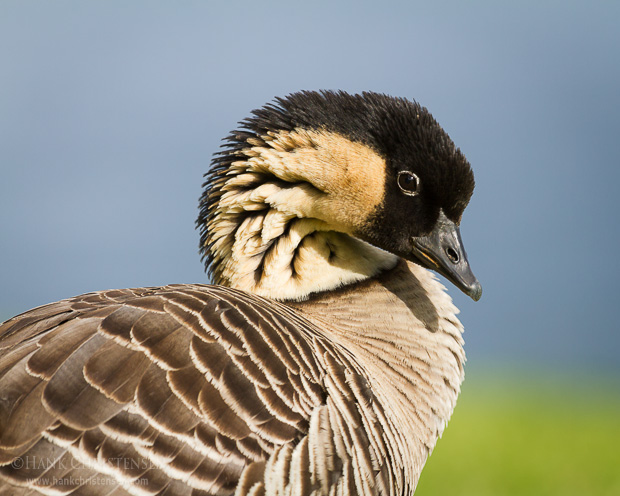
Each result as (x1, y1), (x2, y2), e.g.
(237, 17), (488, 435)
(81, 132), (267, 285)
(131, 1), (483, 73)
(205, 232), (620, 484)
(445, 246), (460, 264)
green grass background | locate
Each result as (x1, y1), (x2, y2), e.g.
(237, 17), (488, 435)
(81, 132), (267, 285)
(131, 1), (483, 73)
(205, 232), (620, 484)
(416, 369), (620, 495)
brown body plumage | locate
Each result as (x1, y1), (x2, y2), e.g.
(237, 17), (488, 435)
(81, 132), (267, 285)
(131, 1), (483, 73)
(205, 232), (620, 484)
(0, 91), (480, 495)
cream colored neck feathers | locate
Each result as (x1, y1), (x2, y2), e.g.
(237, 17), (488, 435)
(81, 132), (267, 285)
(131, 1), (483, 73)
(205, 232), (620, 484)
(206, 128), (399, 301)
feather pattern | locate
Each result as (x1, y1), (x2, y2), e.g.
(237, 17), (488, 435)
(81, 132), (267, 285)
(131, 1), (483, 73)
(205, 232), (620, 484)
(1, 91), (476, 494)
(0, 260), (463, 495)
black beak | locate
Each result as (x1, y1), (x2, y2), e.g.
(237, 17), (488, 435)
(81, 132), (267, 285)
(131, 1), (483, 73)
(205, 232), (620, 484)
(409, 210), (482, 301)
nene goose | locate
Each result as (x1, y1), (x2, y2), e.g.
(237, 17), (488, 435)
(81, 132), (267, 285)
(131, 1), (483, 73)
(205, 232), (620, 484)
(0, 91), (481, 495)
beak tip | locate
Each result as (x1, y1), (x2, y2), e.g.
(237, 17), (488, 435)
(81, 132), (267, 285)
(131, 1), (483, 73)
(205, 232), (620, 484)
(466, 280), (483, 302)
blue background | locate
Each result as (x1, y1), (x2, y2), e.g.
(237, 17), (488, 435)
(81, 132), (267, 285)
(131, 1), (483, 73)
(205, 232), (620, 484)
(1, 1), (619, 376)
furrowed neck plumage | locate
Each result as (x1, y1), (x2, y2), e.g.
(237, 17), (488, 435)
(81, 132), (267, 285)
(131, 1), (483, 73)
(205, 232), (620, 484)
(199, 127), (399, 301)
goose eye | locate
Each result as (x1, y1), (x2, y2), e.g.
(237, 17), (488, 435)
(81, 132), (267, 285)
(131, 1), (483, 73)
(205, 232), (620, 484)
(397, 171), (421, 196)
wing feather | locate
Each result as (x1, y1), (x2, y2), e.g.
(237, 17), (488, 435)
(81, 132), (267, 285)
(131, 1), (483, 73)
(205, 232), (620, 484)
(0, 285), (391, 495)
(83, 341), (152, 403)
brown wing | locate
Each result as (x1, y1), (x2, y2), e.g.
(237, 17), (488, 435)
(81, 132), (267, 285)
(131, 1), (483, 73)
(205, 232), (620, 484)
(0, 285), (391, 495)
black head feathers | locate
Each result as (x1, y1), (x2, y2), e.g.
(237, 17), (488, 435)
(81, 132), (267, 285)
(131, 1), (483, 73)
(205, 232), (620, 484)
(238, 91), (474, 220)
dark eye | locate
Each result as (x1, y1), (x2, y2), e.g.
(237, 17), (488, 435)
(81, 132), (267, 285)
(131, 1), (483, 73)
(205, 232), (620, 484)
(397, 171), (421, 196)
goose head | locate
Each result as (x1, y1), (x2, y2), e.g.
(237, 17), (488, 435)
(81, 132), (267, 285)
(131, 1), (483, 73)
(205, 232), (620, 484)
(198, 90), (481, 301)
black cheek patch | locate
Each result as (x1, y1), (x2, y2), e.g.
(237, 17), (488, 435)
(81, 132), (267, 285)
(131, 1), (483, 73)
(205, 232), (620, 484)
(357, 191), (438, 258)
